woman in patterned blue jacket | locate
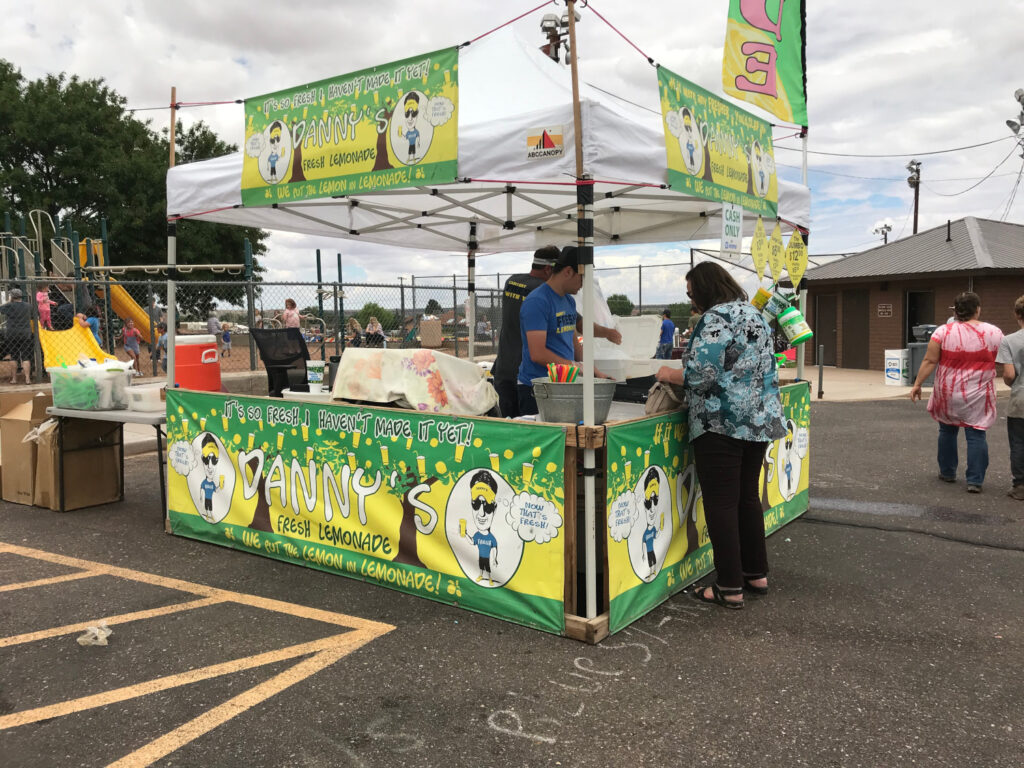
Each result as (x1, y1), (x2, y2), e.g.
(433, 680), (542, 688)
(656, 261), (786, 610)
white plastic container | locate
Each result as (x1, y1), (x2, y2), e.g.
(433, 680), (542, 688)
(127, 383), (165, 411)
(48, 363), (133, 411)
(884, 349), (910, 386)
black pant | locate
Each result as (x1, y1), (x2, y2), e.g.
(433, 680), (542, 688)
(494, 379), (519, 418)
(517, 384), (539, 417)
(691, 431), (769, 590)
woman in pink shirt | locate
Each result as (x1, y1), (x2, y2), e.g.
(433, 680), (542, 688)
(910, 292), (1004, 493)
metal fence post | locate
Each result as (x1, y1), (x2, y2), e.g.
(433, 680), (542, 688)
(333, 283), (341, 357)
(410, 275), (416, 328)
(337, 252), (345, 353)
(100, 220), (115, 355)
(147, 280), (158, 376)
(399, 276), (405, 347)
(316, 249), (326, 361)
(244, 239), (257, 371)
(71, 231), (83, 312)
(638, 264), (642, 315)
(452, 273), (459, 358)
(29, 277), (42, 382)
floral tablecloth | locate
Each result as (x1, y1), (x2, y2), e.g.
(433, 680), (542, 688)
(332, 348), (498, 416)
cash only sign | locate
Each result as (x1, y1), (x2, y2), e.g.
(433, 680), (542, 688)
(241, 48), (459, 206)
(166, 391), (568, 633)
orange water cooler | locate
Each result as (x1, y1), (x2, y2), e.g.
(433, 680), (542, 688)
(174, 335), (221, 391)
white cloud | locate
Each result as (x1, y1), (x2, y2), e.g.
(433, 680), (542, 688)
(3, 0), (1023, 271)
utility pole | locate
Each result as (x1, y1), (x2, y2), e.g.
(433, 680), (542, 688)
(873, 223), (892, 244)
(906, 160), (921, 235)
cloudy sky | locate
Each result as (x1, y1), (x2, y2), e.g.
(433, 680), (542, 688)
(4, 0), (1023, 305)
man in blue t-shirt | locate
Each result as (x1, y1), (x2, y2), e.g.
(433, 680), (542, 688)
(463, 470), (500, 585)
(656, 309), (676, 359)
(516, 246), (622, 416)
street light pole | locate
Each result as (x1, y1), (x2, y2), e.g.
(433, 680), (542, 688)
(906, 160), (921, 235)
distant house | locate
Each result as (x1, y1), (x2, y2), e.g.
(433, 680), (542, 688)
(803, 217), (1024, 370)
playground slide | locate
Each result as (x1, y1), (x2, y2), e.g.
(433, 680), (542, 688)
(74, 241), (154, 344)
(109, 281), (155, 344)
(39, 325), (118, 369)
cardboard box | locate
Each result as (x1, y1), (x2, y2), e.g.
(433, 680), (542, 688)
(33, 419), (122, 511)
(0, 392), (53, 506)
(419, 319), (444, 349)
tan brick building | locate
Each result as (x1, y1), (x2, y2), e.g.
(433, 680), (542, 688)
(803, 217), (1024, 370)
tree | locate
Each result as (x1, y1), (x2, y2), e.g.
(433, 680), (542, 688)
(665, 302), (692, 325)
(423, 298), (443, 316)
(356, 302), (397, 330)
(606, 293), (635, 316)
(0, 60), (268, 314)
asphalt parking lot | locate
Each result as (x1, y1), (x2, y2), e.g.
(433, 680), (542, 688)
(1, 397), (1022, 767)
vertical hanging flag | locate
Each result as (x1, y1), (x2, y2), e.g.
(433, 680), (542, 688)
(785, 229), (808, 287)
(722, 0), (807, 127)
(767, 221), (786, 281)
(751, 216), (768, 281)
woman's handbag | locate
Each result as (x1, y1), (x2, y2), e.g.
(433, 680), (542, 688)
(645, 381), (687, 415)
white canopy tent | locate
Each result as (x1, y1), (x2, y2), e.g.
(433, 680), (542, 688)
(166, 24), (810, 621)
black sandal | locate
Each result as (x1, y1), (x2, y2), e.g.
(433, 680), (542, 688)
(743, 577), (769, 596)
(692, 583), (744, 610)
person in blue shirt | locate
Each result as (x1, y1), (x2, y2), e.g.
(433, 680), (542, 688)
(516, 246), (622, 416)
(402, 93), (421, 162)
(463, 470), (500, 585)
(656, 261), (785, 610)
(656, 309), (675, 359)
(76, 306), (102, 347)
(198, 434), (222, 518)
(639, 467), (661, 578)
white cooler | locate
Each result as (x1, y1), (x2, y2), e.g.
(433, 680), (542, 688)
(884, 349), (910, 386)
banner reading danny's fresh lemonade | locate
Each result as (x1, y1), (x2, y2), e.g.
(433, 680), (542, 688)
(166, 391), (566, 633)
(606, 381), (809, 633)
(658, 66), (778, 217)
(241, 48), (458, 206)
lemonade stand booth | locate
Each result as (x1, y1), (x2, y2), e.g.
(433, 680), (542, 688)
(164, 21), (811, 641)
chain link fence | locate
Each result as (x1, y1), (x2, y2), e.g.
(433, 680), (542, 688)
(0, 276), (505, 384)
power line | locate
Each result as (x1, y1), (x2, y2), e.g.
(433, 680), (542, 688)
(773, 135), (1014, 158)
(776, 162), (1020, 184)
(923, 141), (1020, 197)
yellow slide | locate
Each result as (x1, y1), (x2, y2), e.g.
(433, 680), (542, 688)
(39, 325), (119, 369)
(76, 240), (154, 344)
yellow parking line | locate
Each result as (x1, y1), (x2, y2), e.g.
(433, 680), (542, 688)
(0, 542), (391, 632)
(0, 632), (364, 730)
(0, 539), (395, 763)
(108, 642), (372, 768)
(0, 597), (227, 649)
(0, 571), (98, 592)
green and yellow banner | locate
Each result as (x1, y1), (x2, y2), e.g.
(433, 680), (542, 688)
(241, 48), (459, 206)
(722, 0), (808, 127)
(606, 381), (809, 633)
(659, 67), (778, 217)
(166, 391), (566, 633)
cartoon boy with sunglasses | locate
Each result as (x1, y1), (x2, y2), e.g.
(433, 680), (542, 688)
(198, 434), (222, 520)
(401, 93), (421, 163)
(464, 470), (499, 585)
(640, 467), (661, 578)
(266, 121), (285, 182)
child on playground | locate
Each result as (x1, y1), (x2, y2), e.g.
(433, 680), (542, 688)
(221, 324), (232, 357)
(276, 298), (302, 328)
(122, 318), (142, 372)
(76, 306), (102, 347)
(36, 286), (55, 330)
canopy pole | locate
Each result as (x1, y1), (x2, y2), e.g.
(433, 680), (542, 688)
(796, 129), (808, 381)
(166, 86), (178, 391)
(567, 0), (598, 621)
(466, 221), (477, 361)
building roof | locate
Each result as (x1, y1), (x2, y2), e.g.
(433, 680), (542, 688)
(804, 217), (1024, 282)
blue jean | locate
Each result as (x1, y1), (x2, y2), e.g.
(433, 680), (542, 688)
(937, 422), (989, 486)
(655, 343), (672, 359)
(1009, 417), (1024, 487)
